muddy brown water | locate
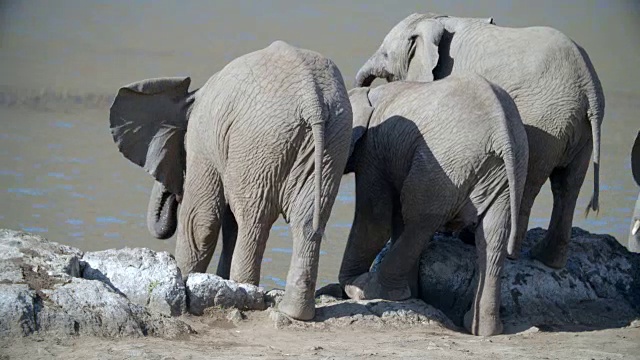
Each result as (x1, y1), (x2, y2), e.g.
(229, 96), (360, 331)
(1, 1), (639, 289)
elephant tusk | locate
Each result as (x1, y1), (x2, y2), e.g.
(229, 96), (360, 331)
(633, 219), (640, 236)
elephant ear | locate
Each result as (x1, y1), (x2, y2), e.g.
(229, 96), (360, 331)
(109, 77), (192, 195)
(347, 87), (374, 159)
(407, 19), (445, 82)
(632, 130), (640, 186)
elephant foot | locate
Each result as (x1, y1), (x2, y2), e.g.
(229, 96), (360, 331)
(531, 241), (567, 269)
(278, 292), (315, 321)
(463, 309), (503, 336)
(315, 283), (346, 299)
(343, 272), (411, 301)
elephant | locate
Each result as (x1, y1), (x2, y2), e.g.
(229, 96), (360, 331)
(339, 74), (529, 336)
(109, 41), (353, 320)
(354, 13), (605, 269)
(629, 131), (640, 252)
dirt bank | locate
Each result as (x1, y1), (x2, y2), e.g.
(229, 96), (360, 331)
(2, 308), (639, 360)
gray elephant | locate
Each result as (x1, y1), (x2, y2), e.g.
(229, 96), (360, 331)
(109, 41), (353, 320)
(355, 13), (605, 269)
(629, 131), (640, 252)
(339, 74), (529, 336)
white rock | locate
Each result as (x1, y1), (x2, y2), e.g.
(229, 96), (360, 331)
(82, 248), (187, 316)
(186, 273), (266, 315)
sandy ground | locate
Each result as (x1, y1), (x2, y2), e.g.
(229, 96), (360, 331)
(2, 309), (639, 360)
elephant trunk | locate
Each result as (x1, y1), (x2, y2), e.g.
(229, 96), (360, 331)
(147, 180), (179, 239)
(355, 54), (390, 87)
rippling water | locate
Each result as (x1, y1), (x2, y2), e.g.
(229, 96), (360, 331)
(1, 1), (639, 289)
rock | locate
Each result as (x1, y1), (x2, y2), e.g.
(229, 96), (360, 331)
(82, 248), (187, 316)
(0, 284), (37, 337)
(313, 298), (456, 329)
(418, 228), (640, 332)
(0, 229), (193, 338)
(37, 278), (193, 338)
(265, 289), (285, 308)
(269, 308), (293, 328)
(227, 309), (245, 324)
(0, 229), (82, 285)
(268, 294), (456, 330)
(186, 273), (266, 315)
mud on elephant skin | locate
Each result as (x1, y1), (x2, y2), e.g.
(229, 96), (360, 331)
(109, 40), (353, 321)
(355, 13), (605, 269)
(339, 76), (529, 336)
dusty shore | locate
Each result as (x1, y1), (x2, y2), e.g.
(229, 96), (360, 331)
(3, 309), (639, 360)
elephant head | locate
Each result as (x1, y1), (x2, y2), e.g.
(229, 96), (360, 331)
(354, 13), (494, 87)
(109, 77), (196, 239)
(345, 87), (374, 173)
(629, 131), (640, 252)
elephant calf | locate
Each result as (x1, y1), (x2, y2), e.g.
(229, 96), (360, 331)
(109, 41), (353, 321)
(340, 75), (528, 336)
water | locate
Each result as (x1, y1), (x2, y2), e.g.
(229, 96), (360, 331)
(1, 1), (639, 289)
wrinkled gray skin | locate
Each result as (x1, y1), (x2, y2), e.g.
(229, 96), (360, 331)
(109, 41), (353, 320)
(340, 75), (529, 336)
(355, 13), (605, 269)
(629, 131), (640, 252)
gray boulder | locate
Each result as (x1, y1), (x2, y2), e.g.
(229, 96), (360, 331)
(0, 284), (37, 337)
(0, 229), (82, 284)
(36, 278), (192, 338)
(186, 273), (266, 315)
(83, 248), (187, 316)
(0, 229), (193, 338)
(268, 294), (456, 330)
(419, 227), (640, 332)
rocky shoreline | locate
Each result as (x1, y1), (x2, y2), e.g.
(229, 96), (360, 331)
(1, 227), (638, 339)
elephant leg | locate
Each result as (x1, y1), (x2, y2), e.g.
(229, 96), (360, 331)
(339, 171), (394, 298)
(368, 217), (441, 301)
(228, 197), (278, 286)
(509, 167), (548, 260)
(346, 155), (449, 301)
(175, 160), (224, 278)
(463, 193), (509, 337)
(532, 140), (592, 268)
(216, 205), (237, 279)
(279, 171), (346, 320)
(390, 205), (423, 298)
(278, 217), (323, 320)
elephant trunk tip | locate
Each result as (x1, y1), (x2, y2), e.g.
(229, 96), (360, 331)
(354, 74), (376, 88)
(147, 185), (179, 240)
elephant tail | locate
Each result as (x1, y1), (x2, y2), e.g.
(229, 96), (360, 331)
(575, 42), (605, 218)
(311, 120), (325, 233)
(488, 81), (529, 258)
(503, 144), (525, 258)
(584, 88), (604, 218)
